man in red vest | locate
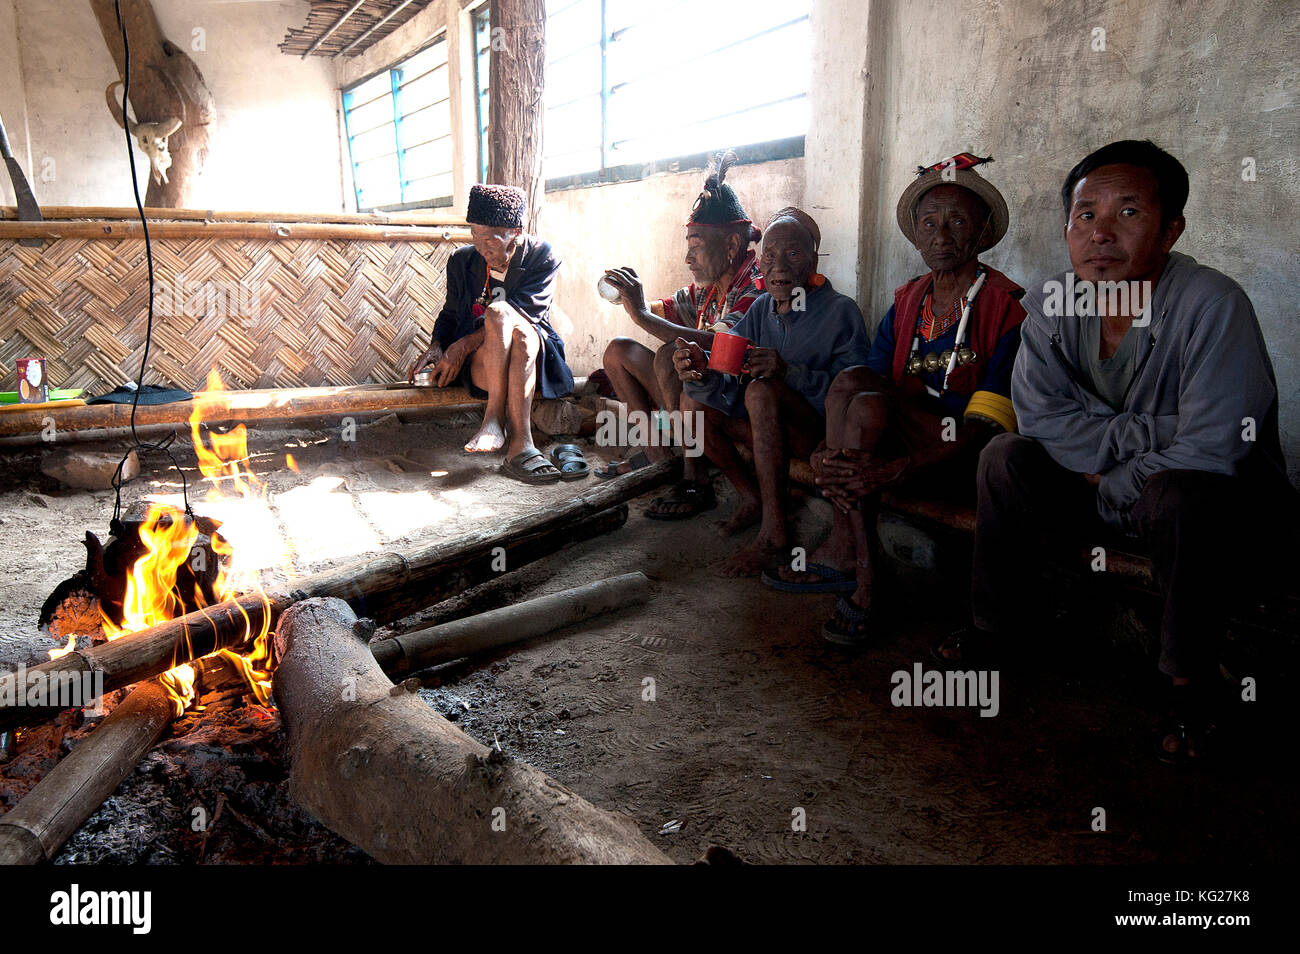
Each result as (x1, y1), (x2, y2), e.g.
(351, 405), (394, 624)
(764, 155), (1026, 647)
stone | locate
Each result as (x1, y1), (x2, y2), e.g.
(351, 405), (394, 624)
(41, 448), (139, 491)
(531, 398), (585, 437)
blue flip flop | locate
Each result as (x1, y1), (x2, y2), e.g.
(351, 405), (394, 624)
(759, 562), (857, 594)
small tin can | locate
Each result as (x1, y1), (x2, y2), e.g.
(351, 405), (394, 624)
(16, 357), (48, 403)
(596, 276), (621, 302)
(413, 368), (437, 387)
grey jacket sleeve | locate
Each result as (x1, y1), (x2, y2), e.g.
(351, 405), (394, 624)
(1012, 307), (1177, 475)
(1097, 287), (1276, 511)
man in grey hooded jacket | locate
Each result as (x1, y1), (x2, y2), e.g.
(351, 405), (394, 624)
(943, 140), (1297, 763)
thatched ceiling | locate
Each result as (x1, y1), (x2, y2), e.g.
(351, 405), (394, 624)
(279, 0), (437, 58)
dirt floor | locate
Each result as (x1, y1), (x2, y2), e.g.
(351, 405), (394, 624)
(0, 407), (1295, 864)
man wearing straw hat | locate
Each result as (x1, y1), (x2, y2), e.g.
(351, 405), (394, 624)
(765, 154), (1026, 646)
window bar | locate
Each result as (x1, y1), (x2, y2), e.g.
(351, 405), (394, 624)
(600, 0), (609, 176)
(390, 66), (407, 205)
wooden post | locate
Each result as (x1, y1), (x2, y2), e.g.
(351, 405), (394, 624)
(89, 0), (215, 208)
(488, 0), (545, 232)
(274, 597), (671, 864)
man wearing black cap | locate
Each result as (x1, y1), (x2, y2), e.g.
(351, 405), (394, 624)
(598, 150), (763, 516)
(408, 183), (575, 482)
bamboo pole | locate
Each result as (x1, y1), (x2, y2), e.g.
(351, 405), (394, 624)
(0, 680), (173, 864)
(0, 206), (467, 226)
(373, 572), (652, 677)
(0, 219), (469, 242)
(0, 382), (484, 439)
(0, 460), (676, 732)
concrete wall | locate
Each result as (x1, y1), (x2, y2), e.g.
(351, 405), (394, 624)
(3, 0), (1294, 473)
(0, 0), (343, 211)
(808, 0), (1300, 478)
(539, 158), (806, 374)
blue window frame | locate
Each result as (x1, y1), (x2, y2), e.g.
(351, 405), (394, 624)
(342, 38), (455, 211)
(543, 0), (811, 186)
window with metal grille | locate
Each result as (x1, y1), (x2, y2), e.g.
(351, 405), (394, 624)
(544, 0), (810, 186)
(342, 38), (455, 211)
(473, 5), (491, 183)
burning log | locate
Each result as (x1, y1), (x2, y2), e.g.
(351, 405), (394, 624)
(274, 597), (671, 864)
(0, 680), (173, 864)
(373, 571), (652, 677)
(0, 461), (676, 732)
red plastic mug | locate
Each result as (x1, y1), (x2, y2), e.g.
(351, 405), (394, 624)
(707, 332), (753, 375)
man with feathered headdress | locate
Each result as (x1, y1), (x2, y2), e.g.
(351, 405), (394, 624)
(597, 149), (763, 517)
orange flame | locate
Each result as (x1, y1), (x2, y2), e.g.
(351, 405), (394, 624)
(98, 368), (276, 717)
(48, 635), (77, 660)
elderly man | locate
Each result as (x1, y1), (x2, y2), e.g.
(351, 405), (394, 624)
(600, 150), (762, 518)
(408, 184), (575, 483)
(946, 140), (1298, 763)
(768, 155), (1026, 647)
(674, 208), (872, 576)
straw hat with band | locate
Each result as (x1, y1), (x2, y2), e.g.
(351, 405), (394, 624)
(896, 153), (1016, 434)
(895, 153), (1008, 252)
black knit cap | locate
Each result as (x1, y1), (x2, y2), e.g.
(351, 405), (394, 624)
(688, 150), (755, 236)
(467, 184), (527, 228)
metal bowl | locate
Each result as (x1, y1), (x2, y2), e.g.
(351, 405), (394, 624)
(413, 368), (437, 387)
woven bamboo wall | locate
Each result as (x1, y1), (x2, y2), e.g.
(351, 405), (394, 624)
(0, 231), (458, 395)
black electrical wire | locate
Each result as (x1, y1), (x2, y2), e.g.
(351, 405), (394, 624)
(109, 0), (194, 535)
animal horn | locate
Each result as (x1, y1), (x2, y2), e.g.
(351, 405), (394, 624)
(105, 81), (130, 130)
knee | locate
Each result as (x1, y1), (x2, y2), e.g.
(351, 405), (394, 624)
(828, 365), (885, 401)
(977, 433), (1040, 489)
(1135, 469), (1227, 526)
(604, 336), (638, 368)
(845, 390), (887, 426)
(653, 341), (678, 376)
(743, 377), (782, 415)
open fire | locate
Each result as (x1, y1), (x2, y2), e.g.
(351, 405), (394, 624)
(60, 369), (276, 716)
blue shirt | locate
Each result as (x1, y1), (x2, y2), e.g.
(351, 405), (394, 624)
(684, 281), (871, 417)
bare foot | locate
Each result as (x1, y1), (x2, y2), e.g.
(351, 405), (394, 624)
(715, 540), (784, 577)
(465, 418), (506, 453)
(714, 496), (761, 536)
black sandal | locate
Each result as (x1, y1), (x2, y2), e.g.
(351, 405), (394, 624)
(548, 443), (590, 481)
(822, 596), (875, 648)
(595, 450), (651, 480)
(646, 480), (716, 520)
(500, 449), (563, 484)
